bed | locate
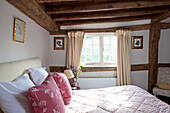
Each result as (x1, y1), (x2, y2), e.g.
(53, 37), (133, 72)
(0, 58), (169, 113)
(67, 86), (169, 113)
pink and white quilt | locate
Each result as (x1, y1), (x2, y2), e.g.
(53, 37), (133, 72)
(66, 85), (170, 113)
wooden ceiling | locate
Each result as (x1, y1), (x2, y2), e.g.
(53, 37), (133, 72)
(6, 0), (170, 33)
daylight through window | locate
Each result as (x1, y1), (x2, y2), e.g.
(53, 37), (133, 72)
(81, 33), (117, 66)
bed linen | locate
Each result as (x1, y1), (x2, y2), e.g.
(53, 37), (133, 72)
(66, 85), (170, 113)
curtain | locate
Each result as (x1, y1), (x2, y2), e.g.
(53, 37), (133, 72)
(67, 31), (85, 68)
(116, 30), (131, 86)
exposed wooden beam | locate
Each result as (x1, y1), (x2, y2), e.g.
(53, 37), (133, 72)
(52, 7), (169, 21)
(50, 63), (170, 72)
(50, 24), (151, 35)
(158, 63), (170, 67)
(82, 67), (117, 72)
(49, 64), (149, 72)
(50, 31), (67, 35)
(38, 0), (128, 4)
(57, 15), (153, 26)
(46, 1), (170, 14)
(50, 66), (66, 72)
(148, 20), (161, 93)
(152, 10), (170, 23)
(131, 64), (149, 71)
(38, 0), (79, 3)
(160, 23), (170, 29)
(6, 0), (58, 32)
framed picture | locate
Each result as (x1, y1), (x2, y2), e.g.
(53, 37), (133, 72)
(132, 36), (143, 49)
(13, 17), (26, 43)
(54, 37), (65, 50)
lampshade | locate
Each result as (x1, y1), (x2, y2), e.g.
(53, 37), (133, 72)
(64, 70), (74, 79)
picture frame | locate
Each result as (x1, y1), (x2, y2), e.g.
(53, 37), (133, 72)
(54, 37), (65, 50)
(131, 36), (143, 49)
(13, 17), (26, 43)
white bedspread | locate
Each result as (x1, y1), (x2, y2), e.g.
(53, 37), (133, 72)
(66, 85), (170, 113)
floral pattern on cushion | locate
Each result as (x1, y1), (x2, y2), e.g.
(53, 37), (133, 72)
(29, 75), (65, 113)
(53, 72), (72, 105)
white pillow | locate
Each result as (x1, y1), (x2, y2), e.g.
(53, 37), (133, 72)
(28, 67), (48, 85)
(0, 73), (35, 113)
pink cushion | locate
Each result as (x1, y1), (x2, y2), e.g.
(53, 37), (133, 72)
(53, 72), (72, 105)
(28, 75), (65, 113)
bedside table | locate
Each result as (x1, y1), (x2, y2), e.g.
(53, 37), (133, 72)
(72, 86), (80, 90)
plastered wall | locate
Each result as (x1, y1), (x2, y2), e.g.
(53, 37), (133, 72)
(0, 0), (49, 70)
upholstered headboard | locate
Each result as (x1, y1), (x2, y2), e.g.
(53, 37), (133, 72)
(0, 57), (42, 113)
(0, 57), (42, 82)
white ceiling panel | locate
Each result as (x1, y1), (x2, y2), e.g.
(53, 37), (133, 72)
(61, 19), (151, 30)
(161, 17), (170, 23)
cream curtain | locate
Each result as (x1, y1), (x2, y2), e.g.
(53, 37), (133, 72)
(67, 31), (85, 68)
(116, 30), (131, 86)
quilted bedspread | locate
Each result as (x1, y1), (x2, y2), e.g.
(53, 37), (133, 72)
(66, 85), (170, 113)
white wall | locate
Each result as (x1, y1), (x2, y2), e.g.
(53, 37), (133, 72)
(131, 30), (149, 64)
(0, 0), (49, 69)
(130, 30), (149, 90)
(49, 35), (67, 66)
(4, 0), (170, 90)
(159, 29), (170, 63)
(78, 78), (117, 89)
(49, 25), (169, 91)
(49, 30), (150, 90)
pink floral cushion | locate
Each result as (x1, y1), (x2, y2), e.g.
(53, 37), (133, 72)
(28, 75), (65, 113)
(53, 72), (72, 105)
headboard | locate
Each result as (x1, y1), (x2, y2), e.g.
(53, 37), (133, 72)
(0, 57), (42, 82)
(0, 57), (42, 113)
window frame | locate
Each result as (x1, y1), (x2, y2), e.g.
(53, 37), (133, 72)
(81, 32), (117, 67)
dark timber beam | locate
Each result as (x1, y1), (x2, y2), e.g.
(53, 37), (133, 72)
(46, 1), (170, 14)
(49, 64), (149, 72)
(38, 0), (129, 4)
(52, 7), (169, 21)
(57, 15), (153, 26)
(160, 23), (170, 29)
(152, 10), (170, 23)
(38, 0), (80, 3)
(148, 20), (161, 93)
(49, 63), (170, 72)
(6, 0), (58, 32)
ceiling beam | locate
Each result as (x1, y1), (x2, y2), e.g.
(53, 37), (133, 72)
(160, 23), (170, 29)
(38, 0), (124, 4)
(50, 24), (151, 35)
(6, 0), (58, 32)
(46, 1), (170, 14)
(52, 7), (169, 21)
(38, 0), (79, 3)
(152, 10), (170, 23)
(57, 15), (154, 26)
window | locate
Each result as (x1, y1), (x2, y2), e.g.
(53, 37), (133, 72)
(81, 33), (117, 66)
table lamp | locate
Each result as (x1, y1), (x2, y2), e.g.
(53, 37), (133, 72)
(64, 70), (74, 79)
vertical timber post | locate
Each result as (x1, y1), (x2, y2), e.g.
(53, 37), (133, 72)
(148, 20), (161, 93)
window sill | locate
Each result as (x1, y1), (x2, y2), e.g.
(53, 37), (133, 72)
(82, 65), (117, 68)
